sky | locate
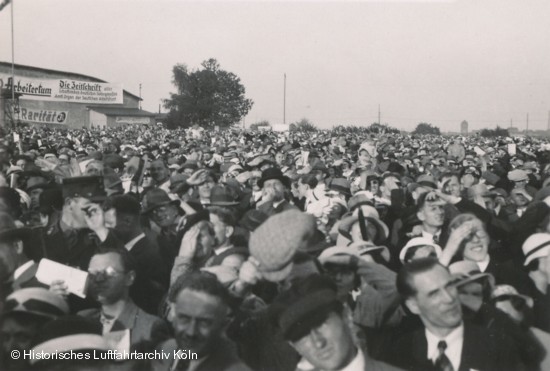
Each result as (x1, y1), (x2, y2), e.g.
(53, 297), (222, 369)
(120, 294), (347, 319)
(1, 0), (550, 132)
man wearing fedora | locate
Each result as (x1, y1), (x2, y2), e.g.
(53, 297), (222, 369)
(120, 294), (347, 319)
(257, 167), (298, 217)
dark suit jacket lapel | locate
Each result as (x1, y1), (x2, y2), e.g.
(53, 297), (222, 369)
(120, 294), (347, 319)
(411, 330), (435, 371)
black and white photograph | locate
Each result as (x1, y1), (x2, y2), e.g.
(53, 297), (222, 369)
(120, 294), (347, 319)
(0, 0), (549, 370)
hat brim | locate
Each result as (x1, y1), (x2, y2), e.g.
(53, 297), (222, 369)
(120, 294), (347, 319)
(454, 272), (495, 288)
(258, 175), (291, 189)
(209, 200), (240, 207)
(338, 215), (389, 244)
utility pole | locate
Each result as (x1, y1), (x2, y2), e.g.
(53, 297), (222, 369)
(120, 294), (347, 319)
(510, 118), (512, 129)
(378, 104), (381, 125)
(283, 73), (286, 125)
(526, 113), (529, 135)
(139, 83), (142, 110)
(547, 111), (550, 132)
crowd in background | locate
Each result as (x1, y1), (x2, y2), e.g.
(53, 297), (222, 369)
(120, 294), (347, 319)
(0, 123), (549, 371)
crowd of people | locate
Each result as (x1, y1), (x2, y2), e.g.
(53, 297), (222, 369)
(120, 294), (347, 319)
(0, 123), (549, 371)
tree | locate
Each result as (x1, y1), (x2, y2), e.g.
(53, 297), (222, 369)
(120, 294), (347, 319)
(290, 118), (317, 132)
(480, 126), (509, 138)
(249, 120), (271, 131)
(413, 122), (441, 135)
(163, 59), (253, 129)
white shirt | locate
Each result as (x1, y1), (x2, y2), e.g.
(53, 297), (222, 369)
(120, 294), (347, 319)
(124, 233), (146, 251)
(476, 256), (491, 273)
(422, 229), (441, 243)
(340, 348), (365, 371)
(425, 324), (464, 371)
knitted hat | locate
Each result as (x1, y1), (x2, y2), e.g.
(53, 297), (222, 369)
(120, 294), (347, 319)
(249, 210), (316, 282)
(3, 288), (69, 320)
(522, 233), (550, 266)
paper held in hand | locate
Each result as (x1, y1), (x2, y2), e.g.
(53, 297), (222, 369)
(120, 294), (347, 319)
(35, 258), (89, 298)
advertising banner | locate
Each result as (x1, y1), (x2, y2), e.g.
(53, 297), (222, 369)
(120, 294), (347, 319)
(20, 106), (69, 124)
(0, 74), (123, 104)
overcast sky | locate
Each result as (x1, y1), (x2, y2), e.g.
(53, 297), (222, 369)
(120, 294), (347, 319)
(1, 0), (550, 131)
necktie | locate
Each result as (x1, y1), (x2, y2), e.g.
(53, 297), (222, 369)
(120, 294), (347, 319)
(435, 340), (454, 371)
(433, 233), (439, 244)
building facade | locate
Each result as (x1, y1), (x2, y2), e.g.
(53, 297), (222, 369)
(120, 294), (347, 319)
(0, 62), (155, 129)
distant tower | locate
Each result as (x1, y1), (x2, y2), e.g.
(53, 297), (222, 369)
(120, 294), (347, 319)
(461, 120), (468, 135)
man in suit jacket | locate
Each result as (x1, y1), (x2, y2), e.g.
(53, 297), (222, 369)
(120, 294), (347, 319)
(78, 247), (170, 350)
(256, 167), (298, 217)
(111, 194), (169, 314)
(386, 258), (521, 371)
(153, 271), (250, 371)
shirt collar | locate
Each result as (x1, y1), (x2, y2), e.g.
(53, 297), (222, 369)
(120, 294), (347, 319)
(124, 233), (146, 251)
(475, 256), (491, 272)
(425, 323), (464, 371)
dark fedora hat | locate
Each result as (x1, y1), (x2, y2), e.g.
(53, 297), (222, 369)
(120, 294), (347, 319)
(257, 168), (291, 189)
(25, 176), (51, 193)
(0, 211), (30, 241)
(142, 188), (180, 214)
(209, 185), (240, 207)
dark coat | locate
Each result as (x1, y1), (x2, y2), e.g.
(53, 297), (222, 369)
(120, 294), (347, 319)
(258, 199), (298, 217)
(40, 222), (123, 270)
(384, 322), (522, 371)
(127, 234), (169, 315)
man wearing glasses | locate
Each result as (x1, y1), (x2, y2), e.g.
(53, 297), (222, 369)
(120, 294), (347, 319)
(79, 247), (170, 350)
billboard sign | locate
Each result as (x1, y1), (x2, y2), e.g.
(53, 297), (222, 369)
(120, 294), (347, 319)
(0, 74), (123, 104)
